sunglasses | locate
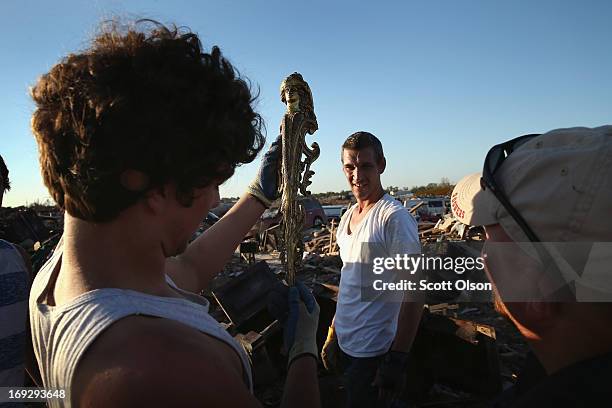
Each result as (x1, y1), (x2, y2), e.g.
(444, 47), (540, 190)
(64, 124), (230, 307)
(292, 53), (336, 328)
(481, 134), (576, 301)
(480, 134), (541, 242)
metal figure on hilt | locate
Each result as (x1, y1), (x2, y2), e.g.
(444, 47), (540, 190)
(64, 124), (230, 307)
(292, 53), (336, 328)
(279, 72), (319, 286)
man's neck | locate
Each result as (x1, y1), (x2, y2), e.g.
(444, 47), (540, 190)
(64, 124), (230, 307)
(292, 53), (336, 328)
(355, 189), (385, 213)
(526, 305), (612, 375)
(529, 337), (612, 375)
(59, 211), (168, 296)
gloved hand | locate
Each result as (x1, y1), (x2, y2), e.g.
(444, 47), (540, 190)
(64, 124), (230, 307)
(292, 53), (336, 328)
(268, 281), (320, 367)
(286, 282), (320, 366)
(372, 350), (410, 403)
(247, 135), (281, 208)
(321, 325), (340, 373)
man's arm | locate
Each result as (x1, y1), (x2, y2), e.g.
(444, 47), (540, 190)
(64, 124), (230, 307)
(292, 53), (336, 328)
(375, 297), (423, 403)
(391, 299), (423, 352)
(72, 316), (262, 408)
(166, 193), (266, 293)
(166, 136), (282, 293)
(73, 314), (320, 408)
(373, 209), (423, 401)
(282, 356), (321, 408)
(386, 209), (423, 352)
(281, 285), (322, 408)
(321, 314), (340, 371)
(78, 348), (320, 408)
(267, 282), (321, 407)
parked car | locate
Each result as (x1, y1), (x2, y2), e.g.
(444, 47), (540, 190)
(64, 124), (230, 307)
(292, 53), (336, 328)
(404, 197), (448, 222)
(322, 205), (348, 223)
(302, 197), (328, 227)
(247, 196), (328, 239)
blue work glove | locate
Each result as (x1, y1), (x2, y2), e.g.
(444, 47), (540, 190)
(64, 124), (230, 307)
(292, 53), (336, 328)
(247, 135), (282, 208)
(268, 281), (320, 367)
(372, 350), (410, 404)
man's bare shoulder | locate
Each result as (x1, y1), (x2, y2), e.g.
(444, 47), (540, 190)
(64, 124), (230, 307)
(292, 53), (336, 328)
(72, 315), (259, 407)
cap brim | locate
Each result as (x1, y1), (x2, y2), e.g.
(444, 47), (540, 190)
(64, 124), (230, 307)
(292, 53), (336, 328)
(451, 173), (498, 226)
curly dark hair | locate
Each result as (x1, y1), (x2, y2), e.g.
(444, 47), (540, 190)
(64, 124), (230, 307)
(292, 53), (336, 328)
(31, 20), (264, 222)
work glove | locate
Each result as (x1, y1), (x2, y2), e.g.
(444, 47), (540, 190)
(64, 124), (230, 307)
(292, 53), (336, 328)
(372, 350), (410, 404)
(321, 325), (341, 373)
(247, 135), (282, 208)
(268, 281), (320, 367)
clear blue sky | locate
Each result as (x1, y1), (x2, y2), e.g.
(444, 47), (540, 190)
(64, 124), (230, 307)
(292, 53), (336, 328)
(1, 0), (611, 207)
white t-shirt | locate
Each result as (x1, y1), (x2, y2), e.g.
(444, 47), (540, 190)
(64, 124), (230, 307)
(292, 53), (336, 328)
(335, 194), (420, 358)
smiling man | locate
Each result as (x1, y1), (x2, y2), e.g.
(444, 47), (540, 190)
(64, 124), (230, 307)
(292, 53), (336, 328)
(451, 126), (612, 406)
(320, 131), (423, 407)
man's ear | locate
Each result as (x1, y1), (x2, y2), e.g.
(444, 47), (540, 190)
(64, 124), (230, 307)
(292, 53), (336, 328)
(505, 301), (561, 339)
(525, 301), (561, 322)
(378, 157), (386, 174)
(144, 184), (170, 216)
(120, 170), (149, 192)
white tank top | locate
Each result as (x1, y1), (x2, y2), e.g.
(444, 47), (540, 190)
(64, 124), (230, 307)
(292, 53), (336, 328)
(29, 239), (253, 407)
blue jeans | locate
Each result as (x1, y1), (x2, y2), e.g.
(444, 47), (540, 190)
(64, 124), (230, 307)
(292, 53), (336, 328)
(339, 350), (409, 408)
(339, 349), (382, 408)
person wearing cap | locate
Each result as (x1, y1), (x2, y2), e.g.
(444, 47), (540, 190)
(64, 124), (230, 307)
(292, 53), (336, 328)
(320, 131), (423, 407)
(28, 21), (320, 408)
(451, 125), (612, 406)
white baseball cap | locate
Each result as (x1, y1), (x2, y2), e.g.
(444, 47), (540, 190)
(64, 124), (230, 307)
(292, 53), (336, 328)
(452, 125), (612, 243)
(452, 125), (612, 299)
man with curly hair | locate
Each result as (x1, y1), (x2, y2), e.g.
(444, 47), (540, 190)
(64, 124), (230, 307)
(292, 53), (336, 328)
(28, 21), (320, 408)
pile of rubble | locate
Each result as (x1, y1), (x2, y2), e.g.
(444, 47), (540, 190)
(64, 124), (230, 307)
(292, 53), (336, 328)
(303, 220), (339, 254)
(0, 207), (53, 249)
(300, 212), (483, 255)
(419, 213), (485, 243)
(0, 206), (64, 273)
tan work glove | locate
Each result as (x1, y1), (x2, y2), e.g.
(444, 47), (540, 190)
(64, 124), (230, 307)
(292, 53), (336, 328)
(321, 325), (340, 372)
(286, 282), (320, 367)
